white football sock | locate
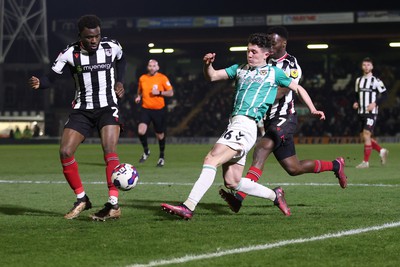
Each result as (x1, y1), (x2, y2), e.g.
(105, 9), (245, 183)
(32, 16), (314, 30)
(108, 196), (118, 205)
(184, 164), (217, 211)
(236, 178), (275, 201)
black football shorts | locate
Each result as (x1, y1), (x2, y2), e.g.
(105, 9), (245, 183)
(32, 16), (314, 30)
(65, 106), (123, 138)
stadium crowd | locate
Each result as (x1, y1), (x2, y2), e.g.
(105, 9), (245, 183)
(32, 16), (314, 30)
(2, 57), (399, 139)
(119, 59), (400, 139)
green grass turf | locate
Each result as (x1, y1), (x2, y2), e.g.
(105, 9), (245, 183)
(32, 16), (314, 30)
(0, 143), (399, 267)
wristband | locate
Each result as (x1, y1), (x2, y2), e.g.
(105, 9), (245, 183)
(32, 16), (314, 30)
(159, 91), (162, 96)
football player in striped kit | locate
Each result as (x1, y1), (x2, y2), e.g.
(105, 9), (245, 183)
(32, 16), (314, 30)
(28, 15), (127, 221)
(353, 57), (388, 168)
(219, 26), (348, 214)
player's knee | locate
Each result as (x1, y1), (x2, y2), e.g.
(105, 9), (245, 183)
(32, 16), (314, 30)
(59, 148), (74, 159)
(223, 174), (240, 189)
(224, 181), (238, 190)
(285, 166), (301, 176)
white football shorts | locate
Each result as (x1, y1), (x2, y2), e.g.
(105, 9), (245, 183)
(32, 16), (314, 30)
(216, 115), (257, 165)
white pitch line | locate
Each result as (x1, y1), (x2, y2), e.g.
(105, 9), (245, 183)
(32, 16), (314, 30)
(127, 221), (400, 267)
(0, 180), (399, 187)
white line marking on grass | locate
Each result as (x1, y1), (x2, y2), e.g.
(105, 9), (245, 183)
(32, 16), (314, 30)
(0, 180), (399, 188)
(277, 182), (400, 187)
(127, 221), (400, 267)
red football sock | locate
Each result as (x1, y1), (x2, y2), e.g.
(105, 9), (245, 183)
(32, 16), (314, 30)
(237, 166), (262, 200)
(61, 156), (84, 195)
(313, 160), (333, 173)
(371, 139), (381, 152)
(363, 145), (372, 162)
(105, 153), (120, 198)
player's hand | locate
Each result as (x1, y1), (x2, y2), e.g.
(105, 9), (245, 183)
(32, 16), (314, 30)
(114, 82), (124, 98)
(134, 95), (141, 104)
(311, 110), (325, 120)
(366, 102), (376, 112)
(352, 102), (359, 109)
(203, 53), (216, 65)
(28, 76), (40, 89)
(151, 87), (160, 96)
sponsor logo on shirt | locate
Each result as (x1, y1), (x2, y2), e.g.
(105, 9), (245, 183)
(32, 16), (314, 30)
(82, 63), (112, 72)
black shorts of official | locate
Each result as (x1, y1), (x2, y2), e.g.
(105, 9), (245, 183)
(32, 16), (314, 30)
(263, 114), (298, 161)
(358, 114), (377, 133)
(139, 107), (167, 134)
(64, 106), (124, 138)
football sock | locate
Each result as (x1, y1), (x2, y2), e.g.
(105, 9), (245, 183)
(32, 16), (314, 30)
(105, 153), (120, 198)
(77, 192), (86, 199)
(235, 178), (275, 201)
(138, 134), (149, 154)
(371, 139), (382, 152)
(61, 156), (84, 194)
(159, 137), (165, 158)
(363, 144), (372, 162)
(108, 196), (118, 206)
(236, 166), (262, 200)
(184, 164), (217, 211)
(313, 160), (334, 173)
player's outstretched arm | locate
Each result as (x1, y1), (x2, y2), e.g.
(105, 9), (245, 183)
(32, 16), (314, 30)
(28, 71), (58, 90)
(289, 81), (325, 120)
(203, 53), (228, 82)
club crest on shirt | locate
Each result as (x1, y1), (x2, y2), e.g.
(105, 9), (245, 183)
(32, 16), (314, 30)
(290, 69), (298, 78)
(105, 48), (112, 57)
(259, 70), (268, 75)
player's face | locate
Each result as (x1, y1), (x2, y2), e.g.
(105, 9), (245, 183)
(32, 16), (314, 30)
(247, 43), (269, 67)
(362, 61), (373, 74)
(79, 26), (101, 53)
(268, 33), (287, 59)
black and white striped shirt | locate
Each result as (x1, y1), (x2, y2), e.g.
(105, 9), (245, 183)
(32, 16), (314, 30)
(355, 75), (386, 114)
(51, 37), (123, 110)
(265, 53), (302, 120)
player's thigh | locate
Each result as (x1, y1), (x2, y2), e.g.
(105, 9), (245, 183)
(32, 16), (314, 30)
(60, 128), (85, 157)
(273, 137), (296, 161)
(152, 109), (167, 134)
(97, 107), (122, 152)
(61, 111), (92, 156)
(252, 137), (274, 162)
(361, 114), (377, 133)
(64, 110), (94, 138)
(100, 125), (120, 153)
(205, 143), (238, 167)
(139, 109), (152, 126)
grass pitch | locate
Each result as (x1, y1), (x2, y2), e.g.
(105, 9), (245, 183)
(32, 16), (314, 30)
(0, 143), (399, 267)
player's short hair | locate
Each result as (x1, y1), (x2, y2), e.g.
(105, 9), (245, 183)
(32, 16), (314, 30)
(77, 15), (101, 33)
(248, 32), (271, 49)
(362, 57), (373, 64)
(266, 26), (289, 40)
